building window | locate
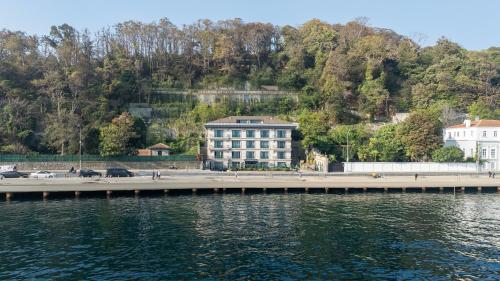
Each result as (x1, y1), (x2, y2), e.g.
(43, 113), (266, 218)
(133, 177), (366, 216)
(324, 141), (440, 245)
(277, 151), (286, 159)
(246, 130), (255, 138)
(260, 130), (269, 138)
(277, 141), (286, 149)
(260, 141), (269, 149)
(259, 162), (269, 168)
(482, 148), (487, 158)
(260, 151), (269, 159)
(214, 151), (223, 159)
(491, 149), (496, 159)
(246, 141), (255, 148)
(232, 151), (240, 159)
(448, 132), (451, 139)
(246, 151), (255, 159)
(483, 131), (487, 137)
(231, 162), (240, 169)
(214, 140), (223, 148)
(494, 131), (498, 137)
(277, 162), (287, 168)
(277, 130), (286, 138)
(232, 140), (241, 148)
(470, 148), (473, 156)
(215, 130), (224, 138)
(232, 130), (241, 138)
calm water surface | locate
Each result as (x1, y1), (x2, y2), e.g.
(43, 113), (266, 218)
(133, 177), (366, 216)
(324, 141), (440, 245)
(0, 193), (499, 280)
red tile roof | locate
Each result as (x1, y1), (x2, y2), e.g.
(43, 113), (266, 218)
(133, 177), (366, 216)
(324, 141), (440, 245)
(147, 143), (171, 150)
(448, 119), (500, 128)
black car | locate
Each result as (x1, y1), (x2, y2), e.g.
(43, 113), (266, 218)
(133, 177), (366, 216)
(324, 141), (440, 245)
(78, 169), (102, 177)
(0, 171), (29, 178)
(105, 168), (134, 178)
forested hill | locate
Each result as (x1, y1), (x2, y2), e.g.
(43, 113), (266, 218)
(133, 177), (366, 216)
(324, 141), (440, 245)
(0, 18), (499, 156)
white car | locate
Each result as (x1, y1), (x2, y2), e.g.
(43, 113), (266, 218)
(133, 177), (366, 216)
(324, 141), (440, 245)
(30, 171), (56, 179)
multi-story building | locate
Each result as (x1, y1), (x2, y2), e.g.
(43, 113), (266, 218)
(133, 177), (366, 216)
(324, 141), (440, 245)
(204, 116), (298, 170)
(443, 119), (500, 171)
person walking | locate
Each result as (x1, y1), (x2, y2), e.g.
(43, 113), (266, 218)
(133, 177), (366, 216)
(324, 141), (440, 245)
(157, 170), (161, 180)
(152, 171), (155, 180)
(493, 172), (496, 179)
(488, 171), (492, 178)
(414, 173), (418, 181)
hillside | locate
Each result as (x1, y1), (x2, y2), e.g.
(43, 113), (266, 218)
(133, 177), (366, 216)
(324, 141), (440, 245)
(0, 18), (498, 157)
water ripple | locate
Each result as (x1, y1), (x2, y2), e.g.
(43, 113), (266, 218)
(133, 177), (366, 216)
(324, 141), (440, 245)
(0, 193), (499, 280)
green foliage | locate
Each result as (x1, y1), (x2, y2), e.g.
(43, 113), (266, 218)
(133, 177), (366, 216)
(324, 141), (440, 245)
(397, 111), (443, 161)
(99, 113), (137, 156)
(297, 109), (330, 149)
(432, 146), (465, 162)
(358, 124), (407, 162)
(0, 19), (498, 156)
(468, 100), (500, 119)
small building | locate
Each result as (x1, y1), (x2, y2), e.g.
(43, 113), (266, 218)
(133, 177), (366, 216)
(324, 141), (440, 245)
(307, 148), (329, 172)
(443, 119), (500, 171)
(137, 143), (171, 156)
(204, 116), (298, 170)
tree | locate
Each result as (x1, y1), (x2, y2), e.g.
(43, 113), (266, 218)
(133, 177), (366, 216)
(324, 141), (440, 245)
(397, 111), (443, 161)
(358, 124), (406, 162)
(297, 109), (330, 149)
(99, 112), (137, 156)
(468, 100), (500, 119)
(432, 146), (464, 162)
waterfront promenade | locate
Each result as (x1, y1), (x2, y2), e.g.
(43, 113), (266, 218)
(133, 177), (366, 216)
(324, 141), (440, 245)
(1, 172), (499, 199)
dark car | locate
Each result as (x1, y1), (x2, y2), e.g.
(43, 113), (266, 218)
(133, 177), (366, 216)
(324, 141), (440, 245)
(106, 168), (134, 178)
(78, 169), (102, 178)
(0, 171), (29, 178)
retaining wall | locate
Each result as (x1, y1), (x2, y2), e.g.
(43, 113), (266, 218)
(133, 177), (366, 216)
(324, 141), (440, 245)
(343, 162), (480, 173)
(1, 161), (202, 171)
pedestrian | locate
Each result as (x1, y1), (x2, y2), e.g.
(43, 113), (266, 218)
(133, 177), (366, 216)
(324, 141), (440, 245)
(152, 171), (155, 180)
(414, 173), (418, 181)
(157, 170), (161, 180)
(493, 172), (496, 179)
(235, 171), (238, 179)
(488, 171), (492, 178)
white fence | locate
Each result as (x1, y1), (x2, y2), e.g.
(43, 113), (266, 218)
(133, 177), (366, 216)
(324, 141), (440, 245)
(343, 162), (480, 173)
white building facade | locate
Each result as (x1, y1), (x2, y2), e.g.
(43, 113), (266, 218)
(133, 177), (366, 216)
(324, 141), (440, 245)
(204, 116), (298, 170)
(443, 119), (500, 171)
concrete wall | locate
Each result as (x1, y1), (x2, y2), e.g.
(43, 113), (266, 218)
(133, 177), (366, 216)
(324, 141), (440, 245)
(344, 162), (480, 173)
(1, 161), (202, 171)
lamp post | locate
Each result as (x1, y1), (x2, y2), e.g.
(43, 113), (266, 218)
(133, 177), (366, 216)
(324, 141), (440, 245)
(76, 124), (82, 171)
(346, 132), (350, 173)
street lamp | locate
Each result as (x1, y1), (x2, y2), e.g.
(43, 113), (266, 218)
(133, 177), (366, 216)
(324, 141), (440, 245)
(76, 124), (82, 171)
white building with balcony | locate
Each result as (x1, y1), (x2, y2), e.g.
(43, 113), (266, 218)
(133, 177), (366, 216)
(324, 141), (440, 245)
(443, 119), (500, 171)
(204, 116), (298, 170)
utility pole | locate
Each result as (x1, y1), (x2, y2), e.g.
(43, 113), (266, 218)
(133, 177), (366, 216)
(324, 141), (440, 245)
(346, 132), (350, 172)
(78, 124), (82, 171)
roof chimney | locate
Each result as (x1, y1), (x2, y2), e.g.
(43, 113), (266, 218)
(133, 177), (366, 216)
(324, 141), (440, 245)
(464, 119), (471, 128)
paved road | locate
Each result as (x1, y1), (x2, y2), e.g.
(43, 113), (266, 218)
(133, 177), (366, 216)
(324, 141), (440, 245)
(1, 174), (499, 193)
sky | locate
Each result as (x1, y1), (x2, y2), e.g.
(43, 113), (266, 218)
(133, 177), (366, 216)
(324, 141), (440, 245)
(0, 0), (498, 50)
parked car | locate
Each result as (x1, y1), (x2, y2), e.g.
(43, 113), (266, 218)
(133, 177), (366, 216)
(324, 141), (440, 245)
(0, 165), (17, 173)
(106, 168), (134, 178)
(0, 171), (29, 178)
(78, 169), (102, 177)
(30, 171), (56, 179)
